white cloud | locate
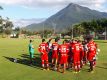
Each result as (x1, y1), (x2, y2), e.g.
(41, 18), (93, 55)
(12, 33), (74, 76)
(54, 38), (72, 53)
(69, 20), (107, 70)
(12, 18), (46, 27)
(74, 0), (107, 12)
(0, 0), (106, 8)
(0, 0), (106, 12)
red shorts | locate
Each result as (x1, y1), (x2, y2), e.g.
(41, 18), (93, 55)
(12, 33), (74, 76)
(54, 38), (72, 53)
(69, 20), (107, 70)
(41, 53), (48, 61)
(87, 52), (95, 61)
(73, 55), (80, 63)
(59, 55), (67, 64)
(52, 52), (58, 59)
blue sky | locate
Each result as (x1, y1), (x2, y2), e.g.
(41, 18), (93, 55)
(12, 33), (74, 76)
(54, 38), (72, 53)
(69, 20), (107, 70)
(0, 0), (107, 27)
(0, 5), (58, 19)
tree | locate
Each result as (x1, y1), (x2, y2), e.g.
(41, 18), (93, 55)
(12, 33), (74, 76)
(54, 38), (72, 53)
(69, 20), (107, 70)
(65, 18), (107, 39)
(39, 29), (53, 38)
(81, 22), (92, 35)
(73, 24), (85, 37)
(4, 29), (11, 35)
(0, 16), (3, 33)
(0, 17), (14, 37)
(14, 27), (20, 32)
(4, 19), (13, 35)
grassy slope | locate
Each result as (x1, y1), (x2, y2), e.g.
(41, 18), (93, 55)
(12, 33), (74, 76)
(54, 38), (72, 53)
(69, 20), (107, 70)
(0, 39), (107, 80)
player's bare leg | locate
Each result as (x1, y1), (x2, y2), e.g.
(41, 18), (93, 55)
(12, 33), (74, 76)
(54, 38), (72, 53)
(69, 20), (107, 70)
(54, 59), (58, 70)
(77, 62), (81, 72)
(66, 62), (69, 69)
(62, 63), (66, 73)
(52, 58), (55, 67)
(75, 66), (78, 73)
(42, 60), (45, 70)
(46, 60), (49, 70)
(57, 64), (61, 72)
(74, 63), (78, 73)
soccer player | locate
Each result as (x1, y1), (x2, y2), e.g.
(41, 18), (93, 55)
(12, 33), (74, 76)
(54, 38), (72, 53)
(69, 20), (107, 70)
(29, 40), (35, 65)
(51, 38), (59, 70)
(58, 40), (69, 73)
(47, 38), (52, 63)
(38, 39), (49, 70)
(77, 40), (84, 68)
(65, 40), (71, 69)
(72, 40), (81, 73)
(87, 38), (97, 73)
(82, 40), (88, 65)
(70, 39), (76, 69)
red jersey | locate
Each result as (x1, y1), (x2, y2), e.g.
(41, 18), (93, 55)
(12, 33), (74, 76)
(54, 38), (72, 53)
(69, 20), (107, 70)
(59, 44), (69, 64)
(52, 42), (59, 59)
(87, 41), (97, 61)
(52, 42), (59, 52)
(38, 42), (49, 54)
(66, 43), (71, 48)
(72, 43), (81, 53)
(92, 41), (98, 49)
(66, 42), (71, 52)
(78, 42), (84, 60)
(71, 42), (75, 47)
(72, 43), (81, 62)
(87, 41), (96, 52)
(59, 44), (69, 54)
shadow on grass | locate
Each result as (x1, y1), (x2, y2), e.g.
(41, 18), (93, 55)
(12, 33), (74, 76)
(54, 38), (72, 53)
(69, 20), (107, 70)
(96, 66), (107, 69)
(3, 53), (42, 69)
(95, 40), (107, 43)
(103, 63), (107, 66)
(96, 63), (107, 69)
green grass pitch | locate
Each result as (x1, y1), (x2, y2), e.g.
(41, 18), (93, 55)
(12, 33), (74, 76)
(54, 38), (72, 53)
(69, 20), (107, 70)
(0, 39), (107, 80)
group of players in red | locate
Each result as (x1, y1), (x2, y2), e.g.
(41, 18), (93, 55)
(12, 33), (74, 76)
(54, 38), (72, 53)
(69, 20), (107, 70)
(38, 37), (99, 73)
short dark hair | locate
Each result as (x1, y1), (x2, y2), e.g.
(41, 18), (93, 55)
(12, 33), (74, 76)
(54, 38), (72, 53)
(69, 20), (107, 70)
(55, 38), (58, 42)
(42, 39), (45, 42)
(65, 39), (69, 43)
(30, 40), (32, 43)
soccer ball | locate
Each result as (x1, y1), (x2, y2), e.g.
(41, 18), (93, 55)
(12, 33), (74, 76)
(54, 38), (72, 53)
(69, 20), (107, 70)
(13, 58), (17, 63)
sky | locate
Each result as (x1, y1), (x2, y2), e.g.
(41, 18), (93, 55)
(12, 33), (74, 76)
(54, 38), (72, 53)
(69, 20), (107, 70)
(0, 0), (107, 27)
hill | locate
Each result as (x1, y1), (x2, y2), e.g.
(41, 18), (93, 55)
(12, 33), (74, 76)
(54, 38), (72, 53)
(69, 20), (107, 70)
(26, 3), (107, 32)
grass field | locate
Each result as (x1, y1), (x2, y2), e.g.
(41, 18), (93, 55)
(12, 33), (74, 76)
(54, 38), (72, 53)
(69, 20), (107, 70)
(0, 39), (107, 80)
